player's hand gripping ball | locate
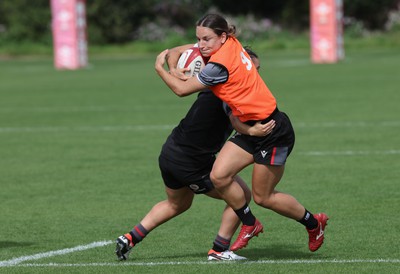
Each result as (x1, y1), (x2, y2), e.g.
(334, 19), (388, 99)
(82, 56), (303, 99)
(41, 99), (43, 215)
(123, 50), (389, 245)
(177, 46), (206, 77)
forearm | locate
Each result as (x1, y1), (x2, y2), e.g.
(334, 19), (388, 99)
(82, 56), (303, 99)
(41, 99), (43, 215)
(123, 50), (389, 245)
(155, 65), (190, 97)
(230, 115), (254, 135)
(166, 44), (193, 70)
(229, 114), (276, 136)
(155, 49), (207, 97)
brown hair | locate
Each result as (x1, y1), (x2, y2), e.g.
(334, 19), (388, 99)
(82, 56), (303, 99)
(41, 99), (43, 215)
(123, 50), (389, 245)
(196, 14), (236, 37)
(244, 46), (258, 59)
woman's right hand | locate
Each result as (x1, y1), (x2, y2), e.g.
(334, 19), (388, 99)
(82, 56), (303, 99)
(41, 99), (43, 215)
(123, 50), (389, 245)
(169, 67), (191, 81)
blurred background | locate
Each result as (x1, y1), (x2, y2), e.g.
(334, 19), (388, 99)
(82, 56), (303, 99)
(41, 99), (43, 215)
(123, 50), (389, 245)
(0, 0), (399, 57)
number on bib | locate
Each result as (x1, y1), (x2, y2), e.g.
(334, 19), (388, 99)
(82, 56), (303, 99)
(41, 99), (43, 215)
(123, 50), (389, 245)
(240, 50), (252, 70)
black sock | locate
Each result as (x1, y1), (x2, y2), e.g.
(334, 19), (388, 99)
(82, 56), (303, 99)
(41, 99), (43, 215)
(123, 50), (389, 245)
(129, 223), (149, 244)
(298, 209), (318, 230)
(212, 235), (230, 252)
(234, 203), (256, 226)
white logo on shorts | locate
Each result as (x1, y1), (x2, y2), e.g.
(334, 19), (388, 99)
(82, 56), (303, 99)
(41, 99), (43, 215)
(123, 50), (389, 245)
(261, 150), (268, 158)
(189, 184), (199, 191)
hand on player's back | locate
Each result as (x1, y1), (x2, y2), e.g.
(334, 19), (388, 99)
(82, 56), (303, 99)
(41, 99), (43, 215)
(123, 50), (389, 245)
(248, 120), (276, 137)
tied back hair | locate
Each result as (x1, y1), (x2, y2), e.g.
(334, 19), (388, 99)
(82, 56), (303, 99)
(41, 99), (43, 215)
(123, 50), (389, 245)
(196, 14), (236, 37)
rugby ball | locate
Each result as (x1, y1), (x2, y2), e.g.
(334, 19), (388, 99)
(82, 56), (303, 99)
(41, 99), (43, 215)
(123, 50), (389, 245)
(177, 47), (205, 77)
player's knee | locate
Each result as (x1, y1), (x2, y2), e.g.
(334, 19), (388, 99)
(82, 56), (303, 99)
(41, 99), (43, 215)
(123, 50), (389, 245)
(209, 171), (226, 187)
(170, 199), (192, 213)
(175, 202), (192, 214)
(253, 194), (273, 209)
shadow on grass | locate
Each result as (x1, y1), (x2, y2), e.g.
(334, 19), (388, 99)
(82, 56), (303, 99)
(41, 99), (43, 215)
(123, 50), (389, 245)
(135, 244), (329, 261)
(237, 244), (327, 260)
(0, 241), (34, 249)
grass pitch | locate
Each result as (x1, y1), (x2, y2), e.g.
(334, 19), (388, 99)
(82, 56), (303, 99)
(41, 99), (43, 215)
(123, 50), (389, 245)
(0, 48), (399, 273)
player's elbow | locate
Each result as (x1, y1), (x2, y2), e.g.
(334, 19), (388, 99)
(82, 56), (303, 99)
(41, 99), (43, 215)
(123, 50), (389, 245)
(173, 87), (190, 97)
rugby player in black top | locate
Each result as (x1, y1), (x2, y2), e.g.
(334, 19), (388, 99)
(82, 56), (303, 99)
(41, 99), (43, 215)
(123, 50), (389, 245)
(115, 46), (274, 261)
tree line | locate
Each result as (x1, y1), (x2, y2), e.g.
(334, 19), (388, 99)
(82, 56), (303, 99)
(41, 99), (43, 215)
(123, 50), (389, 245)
(0, 0), (399, 45)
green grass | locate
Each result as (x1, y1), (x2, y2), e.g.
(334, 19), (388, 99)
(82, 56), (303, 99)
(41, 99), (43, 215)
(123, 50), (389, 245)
(0, 48), (399, 273)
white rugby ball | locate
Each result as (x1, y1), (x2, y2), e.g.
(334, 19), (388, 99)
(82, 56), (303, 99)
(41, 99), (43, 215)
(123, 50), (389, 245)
(177, 47), (205, 77)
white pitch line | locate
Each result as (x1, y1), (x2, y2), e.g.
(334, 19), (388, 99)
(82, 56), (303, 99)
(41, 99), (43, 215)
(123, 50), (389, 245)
(294, 121), (400, 128)
(0, 240), (398, 268)
(0, 125), (175, 133)
(0, 120), (399, 134)
(5, 259), (400, 268)
(299, 149), (400, 156)
(0, 240), (113, 267)
(0, 105), (185, 113)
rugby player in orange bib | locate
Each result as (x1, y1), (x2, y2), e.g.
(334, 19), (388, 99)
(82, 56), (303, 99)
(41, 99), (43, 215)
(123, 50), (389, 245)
(155, 13), (329, 253)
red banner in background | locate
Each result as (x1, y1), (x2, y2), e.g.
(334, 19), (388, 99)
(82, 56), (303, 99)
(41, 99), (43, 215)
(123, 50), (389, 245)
(310, 0), (344, 63)
(51, 0), (88, 70)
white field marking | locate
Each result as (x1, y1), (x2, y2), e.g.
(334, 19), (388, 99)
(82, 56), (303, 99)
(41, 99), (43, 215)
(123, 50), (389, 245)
(0, 125), (175, 133)
(4, 259), (400, 268)
(0, 240), (112, 267)
(0, 106), (113, 113)
(272, 59), (311, 67)
(0, 105), (183, 113)
(294, 121), (400, 128)
(0, 120), (399, 134)
(0, 240), (398, 268)
(299, 149), (400, 156)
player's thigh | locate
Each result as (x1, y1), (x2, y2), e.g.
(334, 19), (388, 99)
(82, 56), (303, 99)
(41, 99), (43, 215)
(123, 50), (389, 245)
(205, 188), (222, 199)
(212, 141), (253, 179)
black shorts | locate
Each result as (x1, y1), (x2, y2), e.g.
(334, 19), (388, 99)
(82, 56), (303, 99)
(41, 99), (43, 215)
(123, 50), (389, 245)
(158, 154), (215, 194)
(229, 110), (295, 166)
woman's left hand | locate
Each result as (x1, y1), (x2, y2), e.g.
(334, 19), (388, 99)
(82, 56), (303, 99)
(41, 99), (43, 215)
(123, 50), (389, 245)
(155, 49), (169, 72)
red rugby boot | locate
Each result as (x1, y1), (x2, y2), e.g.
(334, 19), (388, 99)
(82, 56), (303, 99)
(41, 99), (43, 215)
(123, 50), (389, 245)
(307, 213), (329, 252)
(230, 219), (263, 251)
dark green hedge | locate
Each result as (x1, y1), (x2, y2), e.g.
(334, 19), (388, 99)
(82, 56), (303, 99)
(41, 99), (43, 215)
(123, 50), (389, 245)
(0, 0), (398, 45)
